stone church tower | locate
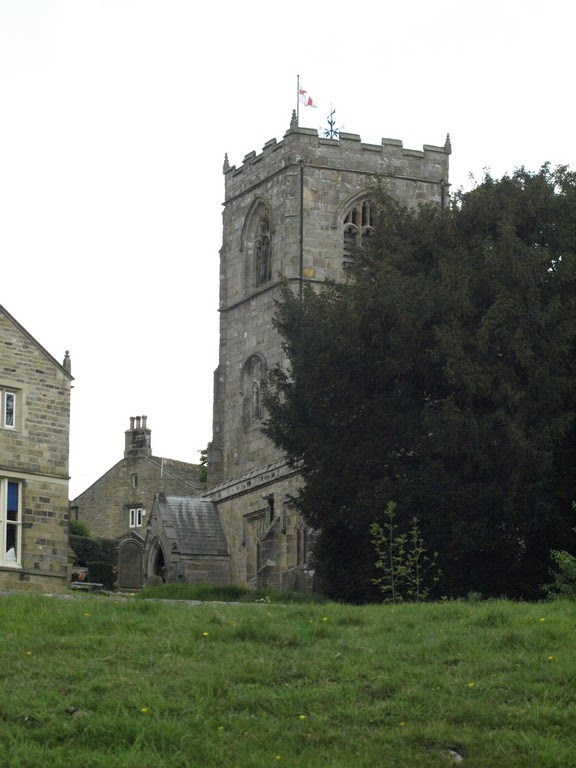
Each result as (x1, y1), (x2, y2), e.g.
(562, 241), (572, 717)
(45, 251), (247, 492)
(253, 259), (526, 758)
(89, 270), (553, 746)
(208, 115), (450, 590)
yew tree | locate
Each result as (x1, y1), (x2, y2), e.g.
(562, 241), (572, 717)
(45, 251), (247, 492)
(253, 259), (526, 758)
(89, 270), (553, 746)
(264, 166), (576, 601)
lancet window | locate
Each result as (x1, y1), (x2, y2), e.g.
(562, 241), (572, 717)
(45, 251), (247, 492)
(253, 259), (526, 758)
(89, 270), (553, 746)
(242, 354), (266, 428)
(255, 212), (272, 287)
(244, 202), (273, 290)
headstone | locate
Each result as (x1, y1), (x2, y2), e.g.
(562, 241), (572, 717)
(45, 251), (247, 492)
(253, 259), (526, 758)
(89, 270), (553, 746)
(118, 540), (142, 589)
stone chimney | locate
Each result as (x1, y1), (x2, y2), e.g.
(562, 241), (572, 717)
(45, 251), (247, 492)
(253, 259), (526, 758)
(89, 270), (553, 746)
(124, 415), (152, 458)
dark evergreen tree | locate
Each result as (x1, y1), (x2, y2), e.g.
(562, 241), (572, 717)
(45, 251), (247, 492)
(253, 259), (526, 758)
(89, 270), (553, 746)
(264, 167), (576, 600)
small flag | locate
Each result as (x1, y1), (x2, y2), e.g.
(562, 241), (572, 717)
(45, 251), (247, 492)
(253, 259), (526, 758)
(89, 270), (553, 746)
(299, 88), (317, 108)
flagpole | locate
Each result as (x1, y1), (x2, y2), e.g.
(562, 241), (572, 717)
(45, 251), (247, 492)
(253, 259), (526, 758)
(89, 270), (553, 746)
(296, 74), (300, 126)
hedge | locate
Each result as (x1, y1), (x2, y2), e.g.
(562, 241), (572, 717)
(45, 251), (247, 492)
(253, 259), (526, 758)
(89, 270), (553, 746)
(87, 561), (116, 589)
(69, 535), (117, 566)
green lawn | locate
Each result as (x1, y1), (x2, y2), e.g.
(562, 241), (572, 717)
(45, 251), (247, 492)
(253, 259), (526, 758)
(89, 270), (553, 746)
(0, 594), (574, 767)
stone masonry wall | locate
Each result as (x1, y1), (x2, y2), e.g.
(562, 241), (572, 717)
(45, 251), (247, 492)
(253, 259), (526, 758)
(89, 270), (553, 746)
(0, 476), (70, 593)
(72, 456), (202, 540)
(173, 556), (230, 585)
(210, 462), (303, 586)
(0, 307), (71, 593)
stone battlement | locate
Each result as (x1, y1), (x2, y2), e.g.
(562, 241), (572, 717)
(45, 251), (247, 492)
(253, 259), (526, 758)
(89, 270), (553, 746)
(224, 124), (451, 201)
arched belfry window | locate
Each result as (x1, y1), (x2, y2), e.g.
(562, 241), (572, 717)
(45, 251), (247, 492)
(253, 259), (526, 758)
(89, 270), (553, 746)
(242, 354), (267, 428)
(243, 201), (273, 289)
(343, 199), (375, 267)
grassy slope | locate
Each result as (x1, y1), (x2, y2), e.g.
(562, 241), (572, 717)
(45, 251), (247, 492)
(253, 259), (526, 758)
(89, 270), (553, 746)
(0, 595), (574, 767)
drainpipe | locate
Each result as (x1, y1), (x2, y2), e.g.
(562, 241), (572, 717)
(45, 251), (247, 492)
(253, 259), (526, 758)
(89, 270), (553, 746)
(299, 159), (304, 304)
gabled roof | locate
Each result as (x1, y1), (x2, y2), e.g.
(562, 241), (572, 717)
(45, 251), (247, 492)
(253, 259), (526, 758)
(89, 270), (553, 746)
(154, 495), (228, 557)
(0, 304), (73, 380)
(70, 455), (203, 503)
(146, 457), (203, 490)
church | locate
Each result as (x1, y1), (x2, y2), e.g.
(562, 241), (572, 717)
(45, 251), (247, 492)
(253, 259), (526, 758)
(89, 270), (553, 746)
(69, 114), (450, 592)
(205, 113), (451, 590)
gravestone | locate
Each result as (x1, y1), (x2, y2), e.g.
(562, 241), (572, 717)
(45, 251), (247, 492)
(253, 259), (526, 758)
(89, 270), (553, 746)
(118, 540), (142, 590)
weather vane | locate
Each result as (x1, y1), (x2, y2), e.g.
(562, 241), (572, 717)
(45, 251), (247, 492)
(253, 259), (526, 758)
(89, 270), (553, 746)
(322, 107), (341, 139)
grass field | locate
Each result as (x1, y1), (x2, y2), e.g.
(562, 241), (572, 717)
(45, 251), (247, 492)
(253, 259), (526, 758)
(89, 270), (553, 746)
(0, 593), (574, 767)
(133, 582), (325, 604)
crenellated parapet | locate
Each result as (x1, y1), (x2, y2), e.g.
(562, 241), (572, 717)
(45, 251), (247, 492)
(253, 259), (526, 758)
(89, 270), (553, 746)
(223, 122), (450, 203)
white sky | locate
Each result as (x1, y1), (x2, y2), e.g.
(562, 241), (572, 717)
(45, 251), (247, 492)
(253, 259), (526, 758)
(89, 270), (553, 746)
(1, 0), (575, 498)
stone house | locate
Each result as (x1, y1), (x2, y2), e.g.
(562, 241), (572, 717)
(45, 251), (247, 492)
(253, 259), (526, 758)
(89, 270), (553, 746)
(71, 416), (204, 540)
(207, 116), (451, 590)
(70, 416), (205, 588)
(0, 305), (73, 593)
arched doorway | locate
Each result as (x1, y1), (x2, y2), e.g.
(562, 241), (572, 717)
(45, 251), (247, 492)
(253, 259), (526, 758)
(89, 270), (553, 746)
(149, 540), (166, 582)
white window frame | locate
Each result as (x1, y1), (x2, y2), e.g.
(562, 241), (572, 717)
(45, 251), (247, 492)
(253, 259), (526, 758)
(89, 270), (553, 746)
(0, 388), (17, 430)
(0, 478), (22, 567)
(129, 507), (145, 528)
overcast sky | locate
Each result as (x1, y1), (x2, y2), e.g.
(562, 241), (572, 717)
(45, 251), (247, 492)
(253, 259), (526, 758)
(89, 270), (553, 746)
(1, 0), (575, 498)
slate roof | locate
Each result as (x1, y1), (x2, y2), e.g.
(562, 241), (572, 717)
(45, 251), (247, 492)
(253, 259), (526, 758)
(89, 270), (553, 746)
(156, 495), (229, 557)
(147, 456), (203, 491)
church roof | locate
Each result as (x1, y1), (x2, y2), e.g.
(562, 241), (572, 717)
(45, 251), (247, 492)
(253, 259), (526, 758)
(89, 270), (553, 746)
(155, 495), (228, 557)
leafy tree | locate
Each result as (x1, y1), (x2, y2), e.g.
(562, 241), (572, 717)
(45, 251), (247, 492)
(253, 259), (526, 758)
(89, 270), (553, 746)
(542, 502), (576, 599)
(198, 447), (208, 484)
(69, 519), (91, 538)
(543, 549), (576, 599)
(264, 166), (576, 600)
